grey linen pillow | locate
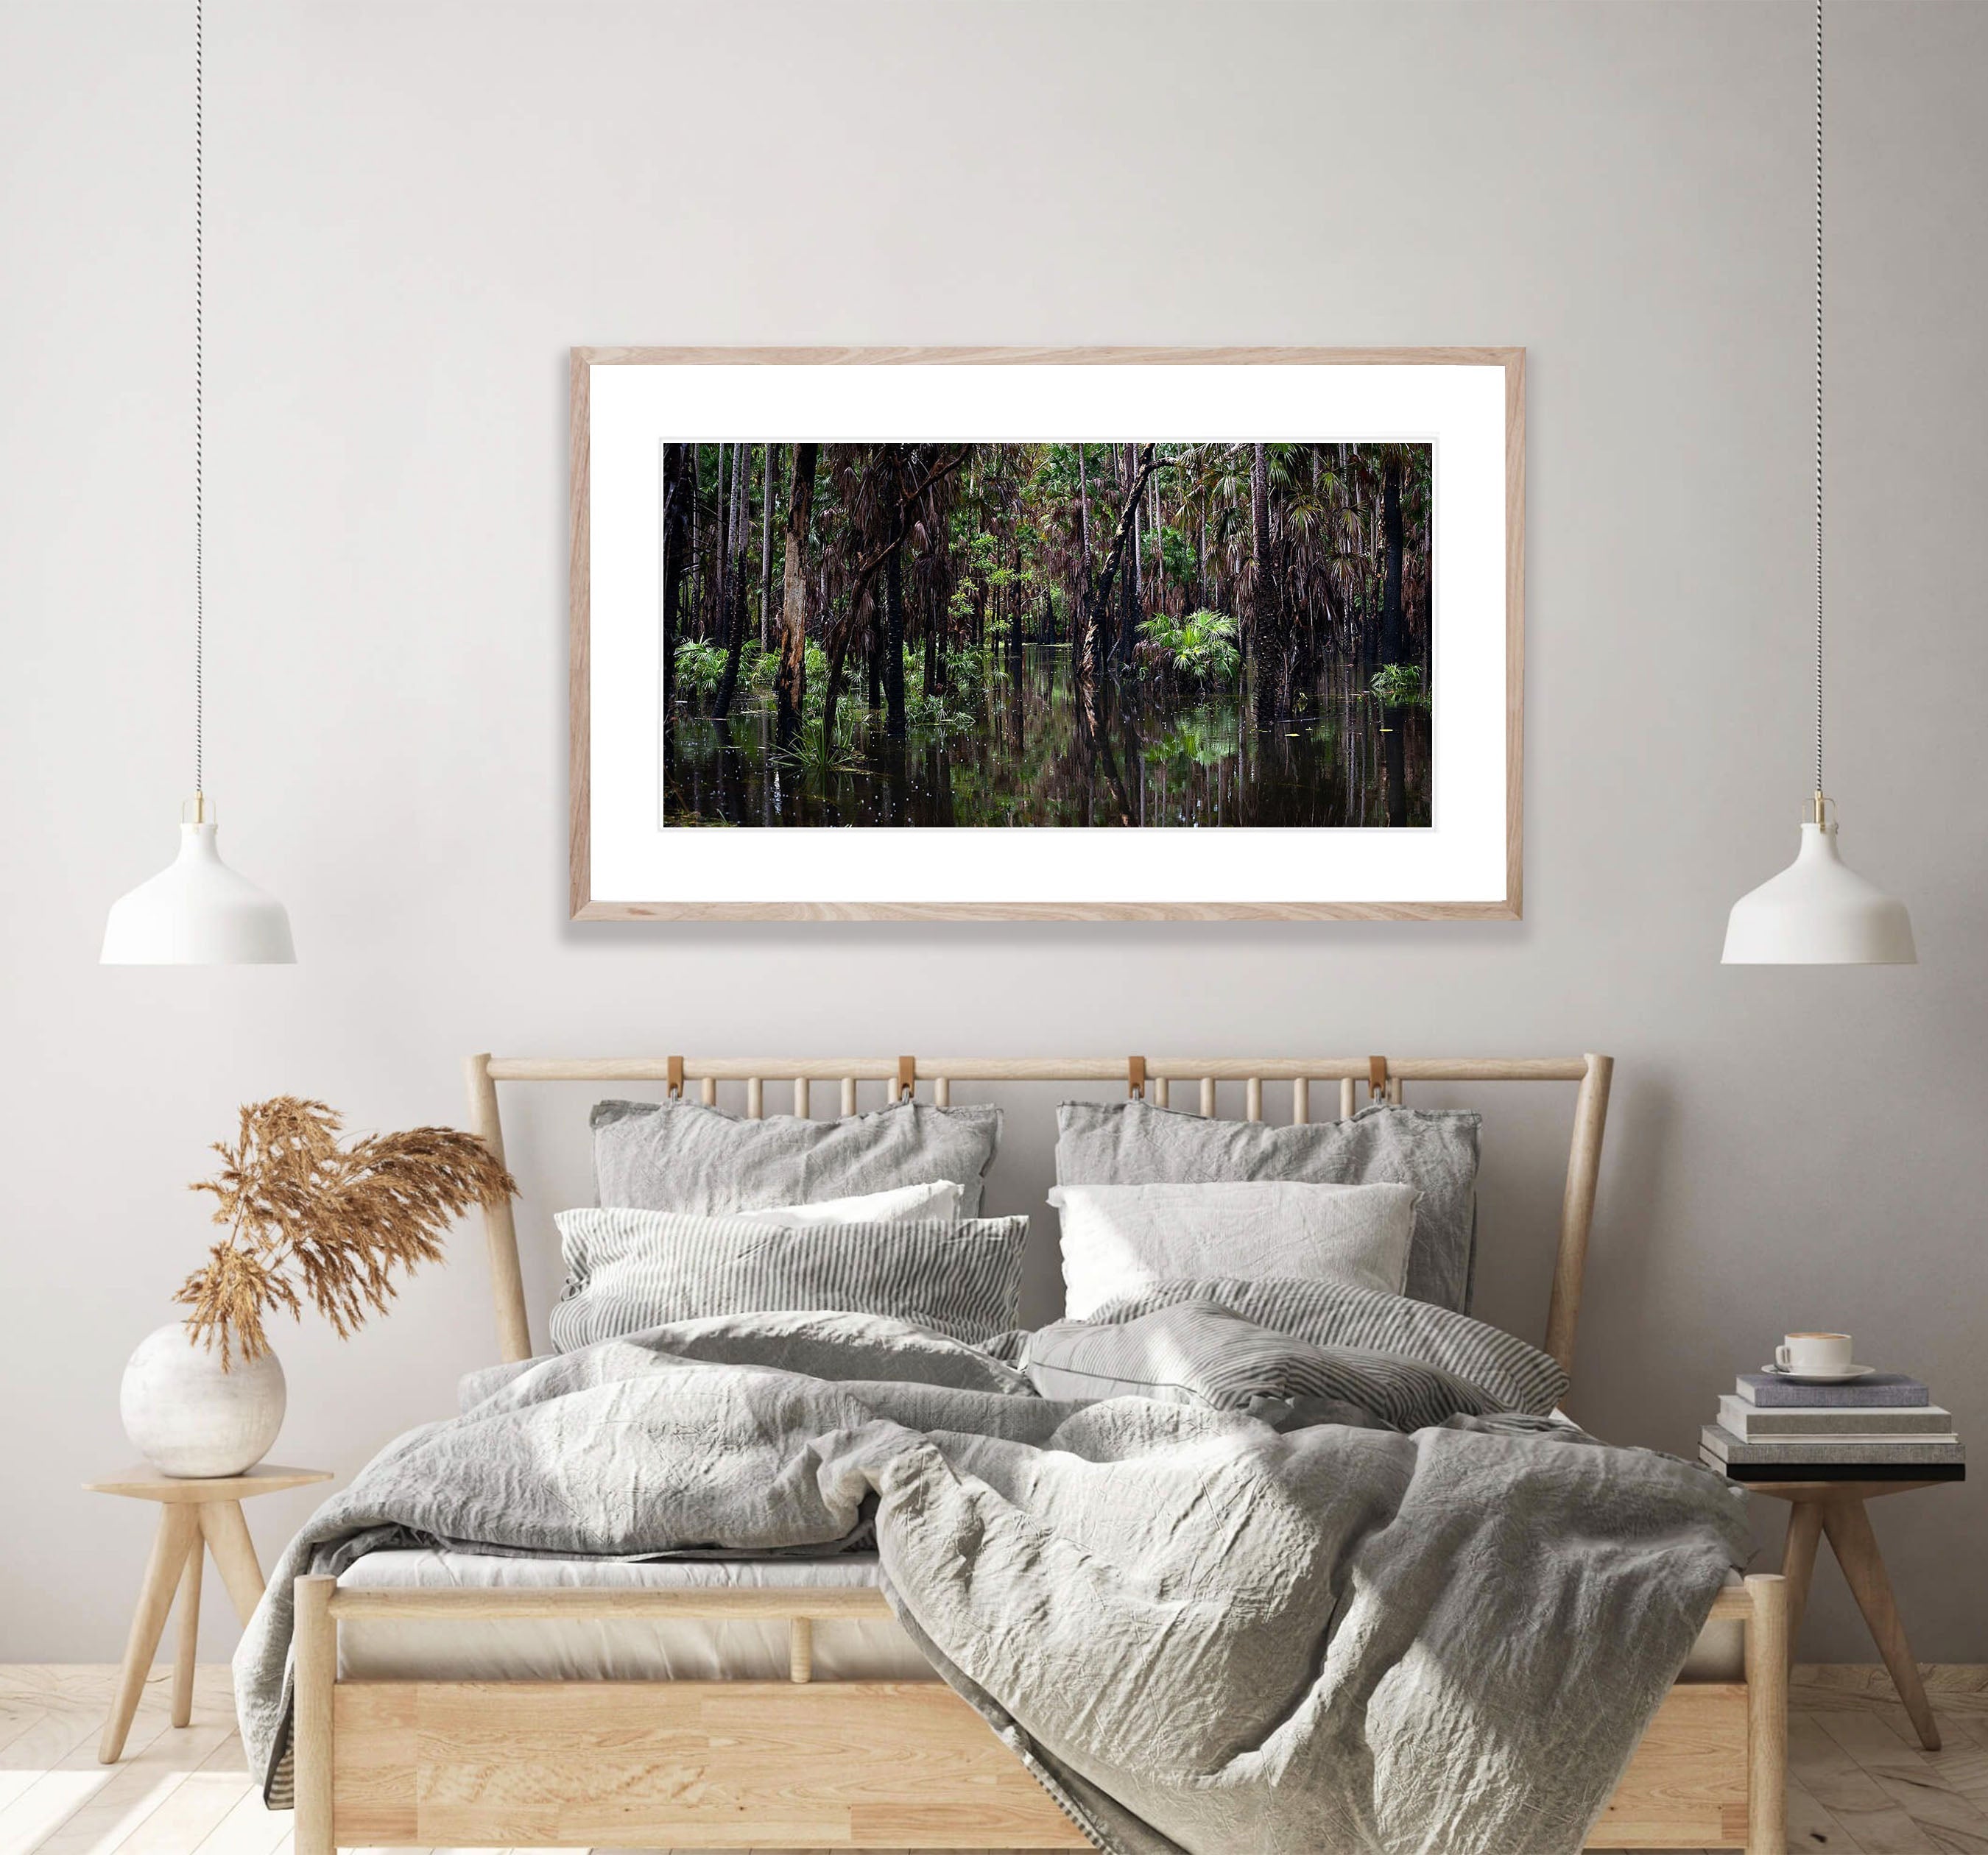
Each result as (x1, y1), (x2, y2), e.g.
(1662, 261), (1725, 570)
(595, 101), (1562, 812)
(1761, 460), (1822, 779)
(593, 1098), (1002, 1218)
(1085, 1276), (1568, 1417)
(1022, 1301), (1512, 1432)
(1054, 1098), (1480, 1311)
(549, 1208), (1029, 1349)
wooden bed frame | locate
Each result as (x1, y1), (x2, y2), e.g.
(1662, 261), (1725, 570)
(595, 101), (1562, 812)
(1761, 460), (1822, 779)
(290, 1053), (1786, 1854)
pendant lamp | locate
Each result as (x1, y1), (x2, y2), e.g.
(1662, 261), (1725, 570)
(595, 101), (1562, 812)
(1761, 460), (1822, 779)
(102, 0), (294, 966)
(1723, 0), (1914, 967)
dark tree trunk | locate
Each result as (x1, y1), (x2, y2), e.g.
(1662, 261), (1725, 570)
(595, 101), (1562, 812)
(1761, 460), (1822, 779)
(773, 443), (817, 747)
(923, 572), (941, 699)
(1076, 445), (1159, 737)
(1381, 454), (1404, 665)
(1125, 443), (1143, 668)
(884, 526), (907, 738)
(686, 444), (700, 640)
(1118, 492), (1138, 672)
(711, 439), (753, 716)
(659, 444), (691, 803)
(822, 582), (869, 752)
(1076, 444), (1091, 580)
(817, 451), (965, 752)
(1008, 538), (1020, 657)
(660, 445), (688, 718)
(712, 445), (730, 646)
(1381, 452), (1407, 827)
(759, 442), (778, 653)
(1249, 442), (1280, 727)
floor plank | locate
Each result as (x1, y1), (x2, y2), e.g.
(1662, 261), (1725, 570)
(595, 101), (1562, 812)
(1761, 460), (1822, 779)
(180, 1782), (288, 1855)
(0, 1675), (120, 1711)
(1802, 1672), (1988, 1716)
(29, 1715), (238, 1855)
(1920, 1719), (1988, 1806)
(1785, 1714), (1941, 1855)
(1789, 1770), (1873, 1854)
(1814, 1711), (1988, 1852)
(0, 1686), (185, 1855)
(0, 1704), (102, 1787)
(102, 1734), (250, 1855)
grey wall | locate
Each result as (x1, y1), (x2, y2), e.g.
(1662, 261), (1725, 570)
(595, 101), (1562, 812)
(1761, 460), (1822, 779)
(1, 0), (1982, 1666)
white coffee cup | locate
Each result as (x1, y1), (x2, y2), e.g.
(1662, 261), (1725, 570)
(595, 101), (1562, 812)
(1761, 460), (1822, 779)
(1777, 1332), (1853, 1374)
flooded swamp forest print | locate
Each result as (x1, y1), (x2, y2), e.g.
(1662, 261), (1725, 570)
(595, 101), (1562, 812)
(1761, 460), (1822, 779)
(661, 441), (1432, 830)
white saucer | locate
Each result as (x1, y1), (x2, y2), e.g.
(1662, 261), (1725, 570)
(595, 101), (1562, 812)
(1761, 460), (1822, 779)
(1761, 1363), (1875, 1384)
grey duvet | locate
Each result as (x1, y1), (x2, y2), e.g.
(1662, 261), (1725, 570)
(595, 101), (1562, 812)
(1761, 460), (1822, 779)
(236, 1302), (1748, 1855)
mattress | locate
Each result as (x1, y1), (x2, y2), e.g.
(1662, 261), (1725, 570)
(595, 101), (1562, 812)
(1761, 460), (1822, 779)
(336, 1550), (934, 1682)
(336, 1549), (1746, 1683)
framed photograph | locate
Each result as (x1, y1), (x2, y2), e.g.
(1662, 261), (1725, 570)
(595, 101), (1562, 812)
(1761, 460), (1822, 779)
(571, 347), (1522, 920)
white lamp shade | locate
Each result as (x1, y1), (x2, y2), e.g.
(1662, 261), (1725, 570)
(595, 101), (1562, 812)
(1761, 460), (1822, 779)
(102, 820), (295, 964)
(1722, 821), (1915, 965)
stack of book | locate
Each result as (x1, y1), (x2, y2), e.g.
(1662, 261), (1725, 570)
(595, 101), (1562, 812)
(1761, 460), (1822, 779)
(1701, 1374), (1964, 1482)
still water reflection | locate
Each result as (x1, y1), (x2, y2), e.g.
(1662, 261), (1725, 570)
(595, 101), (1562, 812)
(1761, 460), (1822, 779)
(665, 647), (1431, 830)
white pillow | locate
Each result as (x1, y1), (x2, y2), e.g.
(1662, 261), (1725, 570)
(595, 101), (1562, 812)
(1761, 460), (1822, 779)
(736, 1179), (962, 1225)
(1048, 1179), (1417, 1318)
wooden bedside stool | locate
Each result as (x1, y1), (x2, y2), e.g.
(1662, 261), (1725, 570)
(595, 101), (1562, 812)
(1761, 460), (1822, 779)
(87, 1462), (331, 1763)
(1738, 1476), (1958, 1751)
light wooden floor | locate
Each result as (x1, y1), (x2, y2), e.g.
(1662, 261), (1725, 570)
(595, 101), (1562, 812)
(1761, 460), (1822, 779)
(7, 1665), (1988, 1855)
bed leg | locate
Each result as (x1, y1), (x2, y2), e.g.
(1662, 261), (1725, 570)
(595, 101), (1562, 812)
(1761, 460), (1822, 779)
(1744, 1572), (1787, 1855)
(295, 1574), (337, 1855)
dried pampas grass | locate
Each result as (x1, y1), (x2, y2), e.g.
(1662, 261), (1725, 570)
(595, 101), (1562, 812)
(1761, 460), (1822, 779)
(177, 1096), (517, 1368)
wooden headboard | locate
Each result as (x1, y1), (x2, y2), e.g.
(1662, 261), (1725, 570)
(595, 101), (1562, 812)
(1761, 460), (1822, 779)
(465, 1053), (1614, 1384)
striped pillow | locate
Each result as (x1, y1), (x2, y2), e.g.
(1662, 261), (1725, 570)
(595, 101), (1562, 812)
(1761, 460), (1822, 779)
(549, 1209), (1029, 1351)
(1023, 1302), (1507, 1432)
(1085, 1276), (1567, 1416)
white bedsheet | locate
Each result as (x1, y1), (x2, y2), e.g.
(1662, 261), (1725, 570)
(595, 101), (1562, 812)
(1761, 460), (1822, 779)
(336, 1548), (1745, 1684)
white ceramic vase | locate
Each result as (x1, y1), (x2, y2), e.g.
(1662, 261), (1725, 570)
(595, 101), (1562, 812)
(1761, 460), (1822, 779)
(120, 1323), (286, 1477)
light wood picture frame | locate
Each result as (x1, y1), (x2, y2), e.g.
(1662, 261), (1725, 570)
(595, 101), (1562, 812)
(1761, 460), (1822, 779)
(569, 347), (1524, 921)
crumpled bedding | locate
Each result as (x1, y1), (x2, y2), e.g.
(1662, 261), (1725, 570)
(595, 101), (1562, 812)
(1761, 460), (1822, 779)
(236, 1302), (1748, 1855)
